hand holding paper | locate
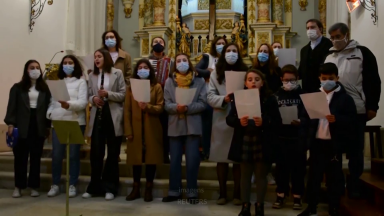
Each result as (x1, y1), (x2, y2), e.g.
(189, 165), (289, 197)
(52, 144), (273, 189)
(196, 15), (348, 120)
(130, 78), (150, 103)
(225, 71), (246, 94)
(279, 106), (298, 124)
(300, 92), (330, 119)
(46, 80), (70, 101)
(175, 88), (197, 105)
(234, 89), (261, 119)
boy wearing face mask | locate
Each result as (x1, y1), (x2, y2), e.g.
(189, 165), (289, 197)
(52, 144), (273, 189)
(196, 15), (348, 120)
(273, 65), (306, 210)
(299, 63), (357, 216)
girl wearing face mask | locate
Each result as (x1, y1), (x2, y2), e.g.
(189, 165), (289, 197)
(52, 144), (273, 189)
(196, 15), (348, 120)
(46, 55), (88, 198)
(5, 60), (52, 198)
(195, 36), (227, 159)
(208, 43), (248, 206)
(226, 69), (282, 216)
(162, 53), (206, 204)
(102, 30), (132, 86)
(124, 59), (164, 202)
(253, 43), (282, 93)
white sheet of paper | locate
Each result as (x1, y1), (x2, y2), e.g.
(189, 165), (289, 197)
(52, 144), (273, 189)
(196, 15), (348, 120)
(234, 89), (261, 119)
(81, 54), (94, 71)
(46, 80), (70, 101)
(279, 106), (298, 124)
(225, 71), (246, 94)
(175, 88), (197, 105)
(300, 92), (331, 119)
(277, 48), (297, 68)
(130, 78), (150, 103)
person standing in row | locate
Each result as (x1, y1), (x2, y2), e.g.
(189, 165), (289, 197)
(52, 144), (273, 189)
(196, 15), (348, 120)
(124, 59), (164, 202)
(162, 53), (206, 204)
(83, 48), (126, 201)
(208, 43), (248, 206)
(47, 55), (88, 198)
(195, 36), (228, 159)
(227, 69), (281, 216)
(5, 60), (51, 198)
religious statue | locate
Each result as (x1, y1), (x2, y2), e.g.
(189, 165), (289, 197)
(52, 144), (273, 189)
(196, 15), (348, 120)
(195, 41), (212, 61)
(176, 22), (191, 56)
(231, 16), (248, 57)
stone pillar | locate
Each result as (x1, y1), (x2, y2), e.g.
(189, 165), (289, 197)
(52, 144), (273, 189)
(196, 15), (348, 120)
(153, 0), (166, 26)
(106, 0), (114, 30)
(284, 0), (292, 27)
(257, 0), (271, 23)
(319, 0), (327, 36)
(272, 0), (284, 25)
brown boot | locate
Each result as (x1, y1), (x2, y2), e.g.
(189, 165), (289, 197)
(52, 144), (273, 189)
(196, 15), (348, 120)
(126, 182), (140, 201)
(144, 182), (153, 202)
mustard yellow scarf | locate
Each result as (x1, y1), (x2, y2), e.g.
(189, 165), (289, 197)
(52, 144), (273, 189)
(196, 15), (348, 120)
(175, 72), (193, 118)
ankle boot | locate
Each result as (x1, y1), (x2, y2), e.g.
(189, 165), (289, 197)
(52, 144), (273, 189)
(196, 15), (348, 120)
(238, 202), (251, 216)
(126, 182), (140, 201)
(144, 182), (153, 202)
(255, 202), (264, 216)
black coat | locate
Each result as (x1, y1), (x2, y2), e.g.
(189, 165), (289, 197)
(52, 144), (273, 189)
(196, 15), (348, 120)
(4, 83), (51, 139)
(226, 93), (282, 163)
(256, 64), (282, 94)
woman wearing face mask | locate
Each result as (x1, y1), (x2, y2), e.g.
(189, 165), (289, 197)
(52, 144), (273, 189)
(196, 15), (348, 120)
(208, 43), (248, 206)
(271, 42), (282, 62)
(102, 30), (132, 86)
(162, 53), (206, 204)
(46, 55), (88, 198)
(253, 43), (282, 93)
(5, 60), (51, 198)
(124, 59), (164, 202)
(195, 36), (227, 159)
(226, 69), (282, 216)
(82, 49), (126, 201)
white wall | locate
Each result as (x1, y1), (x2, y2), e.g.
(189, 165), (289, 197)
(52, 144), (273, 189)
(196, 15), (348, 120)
(0, 0), (68, 123)
(351, 2), (384, 126)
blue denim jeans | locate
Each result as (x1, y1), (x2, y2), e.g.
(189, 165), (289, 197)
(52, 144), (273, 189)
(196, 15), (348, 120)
(51, 125), (85, 186)
(168, 135), (201, 198)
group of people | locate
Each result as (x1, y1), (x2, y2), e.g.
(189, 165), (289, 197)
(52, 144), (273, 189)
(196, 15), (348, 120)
(4, 18), (380, 216)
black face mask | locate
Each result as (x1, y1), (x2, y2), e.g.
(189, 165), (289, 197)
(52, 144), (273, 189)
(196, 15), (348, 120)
(153, 43), (164, 53)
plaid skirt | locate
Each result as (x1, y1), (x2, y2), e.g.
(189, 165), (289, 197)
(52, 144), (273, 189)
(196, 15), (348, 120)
(242, 132), (263, 163)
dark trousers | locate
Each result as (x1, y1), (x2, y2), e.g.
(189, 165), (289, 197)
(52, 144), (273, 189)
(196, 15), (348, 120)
(241, 162), (271, 203)
(201, 104), (213, 157)
(275, 138), (306, 196)
(307, 139), (343, 208)
(347, 114), (366, 192)
(132, 165), (157, 182)
(13, 109), (45, 189)
(86, 103), (122, 196)
(159, 111), (169, 161)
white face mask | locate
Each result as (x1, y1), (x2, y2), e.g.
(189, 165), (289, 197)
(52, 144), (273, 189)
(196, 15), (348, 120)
(283, 82), (297, 91)
(225, 52), (238, 65)
(29, 69), (41, 80)
(307, 29), (319, 41)
(273, 48), (279, 56)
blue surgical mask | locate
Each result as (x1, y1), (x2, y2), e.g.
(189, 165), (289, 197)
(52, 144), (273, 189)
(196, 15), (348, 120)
(63, 65), (74, 75)
(137, 69), (150, 79)
(225, 52), (238, 65)
(105, 38), (117, 48)
(258, 52), (269, 62)
(216, 44), (224, 54)
(321, 80), (337, 91)
(176, 62), (189, 74)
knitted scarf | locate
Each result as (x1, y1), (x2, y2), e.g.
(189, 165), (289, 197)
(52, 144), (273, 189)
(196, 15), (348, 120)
(175, 71), (193, 118)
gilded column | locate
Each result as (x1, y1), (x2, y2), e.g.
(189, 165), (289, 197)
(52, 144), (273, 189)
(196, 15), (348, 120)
(153, 0), (166, 26)
(319, 0), (326, 36)
(168, 0), (177, 58)
(248, 0), (256, 53)
(107, 0), (114, 30)
(272, 0), (284, 25)
(138, 0), (145, 29)
(284, 0), (292, 27)
(257, 0), (271, 23)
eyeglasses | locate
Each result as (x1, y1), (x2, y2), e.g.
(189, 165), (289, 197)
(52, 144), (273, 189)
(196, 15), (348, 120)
(282, 80), (297, 84)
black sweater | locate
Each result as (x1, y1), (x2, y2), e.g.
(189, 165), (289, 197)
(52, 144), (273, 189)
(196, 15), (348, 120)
(256, 64), (282, 94)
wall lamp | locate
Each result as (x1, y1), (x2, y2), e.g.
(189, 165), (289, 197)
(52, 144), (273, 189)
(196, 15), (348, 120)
(30, 0), (53, 32)
(347, 0), (377, 25)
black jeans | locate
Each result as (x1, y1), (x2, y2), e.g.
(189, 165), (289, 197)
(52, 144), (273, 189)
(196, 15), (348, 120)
(132, 165), (157, 182)
(13, 109), (45, 189)
(86, 103), (122, 196)
(275, 138), (306, 196)
(159, 111), (169, 161)
(306, 139), (343, 208)
(201, 104), (213, 157)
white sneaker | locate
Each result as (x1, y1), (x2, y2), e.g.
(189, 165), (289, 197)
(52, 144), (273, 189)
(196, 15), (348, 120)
(267, 173), (276, 185)
(30, 189), (40, 197)
(12, 187), (21, 198)
(47, 185), (60, 197)
(251, 174), (255, 183)
(82, 192), (92, 199)
(69, 185), (77, 198)
(105, 193), (114, 201)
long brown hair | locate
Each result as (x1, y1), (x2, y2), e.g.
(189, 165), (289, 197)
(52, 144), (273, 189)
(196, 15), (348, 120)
(209, 36), (227, 57)
(93, 48), (114, 75)
(102, 30), (122, 50)
(171, 53), (195, 76)
(253, 43), (278, 75)
(245, 68), (272, 99)
(132, 58), (157, 85)
(216, 43), (249, 84)
(19, 60), (49, 92)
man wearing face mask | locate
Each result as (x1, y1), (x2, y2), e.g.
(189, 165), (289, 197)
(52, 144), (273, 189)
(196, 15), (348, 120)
(298, 19), (333, 93)
(324, 22), (381, 199)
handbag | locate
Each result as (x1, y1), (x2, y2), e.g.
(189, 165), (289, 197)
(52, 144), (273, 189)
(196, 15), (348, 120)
(6, 128), (19, 148)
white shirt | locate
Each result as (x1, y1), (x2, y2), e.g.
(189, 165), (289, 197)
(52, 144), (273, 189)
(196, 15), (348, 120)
(97, 72), (110, 91)
(110, 52), (118, 63)
(311, 36), (323, 50)
(28, 82), (39, 108)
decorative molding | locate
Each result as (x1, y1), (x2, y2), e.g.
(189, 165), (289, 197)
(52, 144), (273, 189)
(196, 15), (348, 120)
(107, 0), (114, 30)
(139, 4), (144, 18)
(298, 0), (308, 11)
(143, 0), (153, 27)
(142, 38), (149, 55)
(257, 32), (270, 47)
(286, 39), (291, 48)
(318, 0), (326, 36)
(153, 0), (166, 26)
(284, 0), (292, 12)
(44, 63), (59, 80)
(273, 35), (284, 44)
(193, 39), (199, 56)
(122, 0), (134, 18)
(248, 0), (256, 23)
(198, 0), (231, 10)
(168, 0), (176, 58)
(257, 0), (271, 23)
(30, 0), (53, 32)
(272, 0), (284, 25)
(194, 19), (234, 30)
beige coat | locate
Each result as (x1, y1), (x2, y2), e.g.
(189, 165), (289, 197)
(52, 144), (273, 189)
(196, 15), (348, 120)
(86, 68), (126, 137)
(114, 49), (132, 86)
(124, 83), (164, 165)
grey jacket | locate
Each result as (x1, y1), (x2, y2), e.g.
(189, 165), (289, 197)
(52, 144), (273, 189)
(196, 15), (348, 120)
(87, 67), (126, 137)
(164, 72), (207, 137)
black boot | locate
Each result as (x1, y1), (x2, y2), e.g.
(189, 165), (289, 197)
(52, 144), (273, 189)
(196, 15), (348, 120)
(238, 203), (251, 216)
(255, 202), (264, 216)
(297, 206), (317, 216)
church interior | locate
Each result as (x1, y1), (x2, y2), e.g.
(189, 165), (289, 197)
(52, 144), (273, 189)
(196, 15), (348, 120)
(0, 0), (384, 215)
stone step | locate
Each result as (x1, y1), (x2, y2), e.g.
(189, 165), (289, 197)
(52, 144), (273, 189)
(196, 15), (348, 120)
(371, 159), (384, 178)
(340, 196), (384, 216)
(359, 172), (384, 207)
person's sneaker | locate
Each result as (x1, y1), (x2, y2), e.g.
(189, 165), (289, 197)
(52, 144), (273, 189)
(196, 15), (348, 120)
(69, 185), (77, 198)
(82, 192), (92, 199)
(30, 189), (39, 197)
(105, 193), (114, 201)
(47, 185), (60, 197)
(251, 174), (255, 184)
(272, 196), (284, 209)
(12, 187), (21, 198)
(293, 198), (303, 210)
(267, 173), (276, 185)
